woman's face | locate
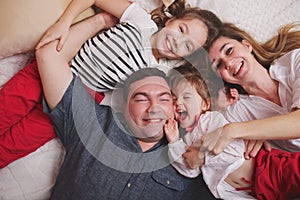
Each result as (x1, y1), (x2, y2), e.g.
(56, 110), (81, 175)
(208, 36), (255, 85)
(151, 17), (208, 60)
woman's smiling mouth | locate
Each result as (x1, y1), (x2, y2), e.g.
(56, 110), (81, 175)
(233, 61), (243, 76)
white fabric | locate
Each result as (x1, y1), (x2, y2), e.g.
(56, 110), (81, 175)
(168, 111), (253, 199)
(0, 138), (65, 200)
(0, 52), (33, 89)
(0, 54), (66, 200)
(224, 49), (300, 152)
(1, 1), (299, 199)
(134, 0), (300, 43)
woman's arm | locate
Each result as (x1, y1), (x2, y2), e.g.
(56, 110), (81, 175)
(201, 108), (300, 155)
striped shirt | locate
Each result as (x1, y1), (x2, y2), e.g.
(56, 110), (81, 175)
(71, 22), (149, 91)
(71, 3), (181, 92)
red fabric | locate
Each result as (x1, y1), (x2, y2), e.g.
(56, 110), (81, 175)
(85, 86), (105, 104)
(0, 59), (56, 168)
(252, 148), (300, 200)
(0, 58), (105, 168)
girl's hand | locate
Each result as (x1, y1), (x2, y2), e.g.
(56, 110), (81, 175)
(182, 146), (205, 169)
(36, 20), (71, 51)
(35, 12), (118, 52)
(164, 119), (179, 143)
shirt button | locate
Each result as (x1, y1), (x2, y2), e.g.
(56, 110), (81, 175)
(127, 183), (131, 188)
(166, 180), (170, 185)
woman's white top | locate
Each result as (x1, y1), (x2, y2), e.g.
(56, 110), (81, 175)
(168, 111), (255, 199)
(223, 49), (300, 152)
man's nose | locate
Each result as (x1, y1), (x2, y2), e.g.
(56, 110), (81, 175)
(147, 101), (161, 113)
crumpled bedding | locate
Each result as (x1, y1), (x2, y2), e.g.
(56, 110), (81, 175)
(0, 0), (299, 199)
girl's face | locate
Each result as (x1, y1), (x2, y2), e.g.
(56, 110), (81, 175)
(151, 17), (208, 60)
(172, 80), (209, 129)
(208, 37), (256, 85)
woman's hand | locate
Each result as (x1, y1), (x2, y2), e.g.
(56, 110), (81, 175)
(199, 125), (234, 155)
(182, 146), (205, 169)
(200, 123), (272, 157)
(244, 140), (271, 159)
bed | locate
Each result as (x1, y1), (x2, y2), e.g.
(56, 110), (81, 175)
(0, 0), (299, 199)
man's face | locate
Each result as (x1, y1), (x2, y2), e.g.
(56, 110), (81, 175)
(124, 76), (174, 142)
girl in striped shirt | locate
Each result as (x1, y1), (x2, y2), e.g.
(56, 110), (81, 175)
(36, 0), (223, 92)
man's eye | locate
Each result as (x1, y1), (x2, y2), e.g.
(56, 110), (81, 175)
(179, 26), (184, 33)
(160, 98), (171, 102)
(135, 98), (148, 102)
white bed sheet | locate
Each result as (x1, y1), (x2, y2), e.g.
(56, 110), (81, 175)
(0, 0), (299, 199)
(0, 53), (65, 200)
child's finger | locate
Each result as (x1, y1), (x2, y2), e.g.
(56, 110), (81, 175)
(57, 36), (66, 51)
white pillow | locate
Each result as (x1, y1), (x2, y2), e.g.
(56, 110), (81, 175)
(134, 0), (300, 43)
(0, 0), (95, 59)
(198, 0), (300, 43)
(0, 138), (65, 200)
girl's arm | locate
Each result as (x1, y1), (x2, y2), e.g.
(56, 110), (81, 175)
(36, 0), (96, 50)
(168, 140), (202, 178)
(36, 12), (117, 110)
(36, 0), (130, 50)
(201, 108), (300, 155)
(164, 119), (201, 178)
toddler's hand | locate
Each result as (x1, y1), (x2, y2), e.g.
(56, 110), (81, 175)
(164, 119), (179, 143)
(182, 146), (205, 169)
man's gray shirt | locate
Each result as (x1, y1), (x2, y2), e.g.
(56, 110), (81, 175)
(44, 76), (216, 200)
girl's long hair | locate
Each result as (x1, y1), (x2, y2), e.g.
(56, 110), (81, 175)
(151, 0), (223, 50)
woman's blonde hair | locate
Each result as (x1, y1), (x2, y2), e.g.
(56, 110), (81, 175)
(210, 22), (300, 68)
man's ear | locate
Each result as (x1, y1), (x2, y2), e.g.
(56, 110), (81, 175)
(241, 39), (253, 52)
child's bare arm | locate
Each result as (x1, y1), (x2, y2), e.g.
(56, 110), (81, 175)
(36, 12), (117, 110)
(36, 0), (129, 51)
(36, 0), (96, 50)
